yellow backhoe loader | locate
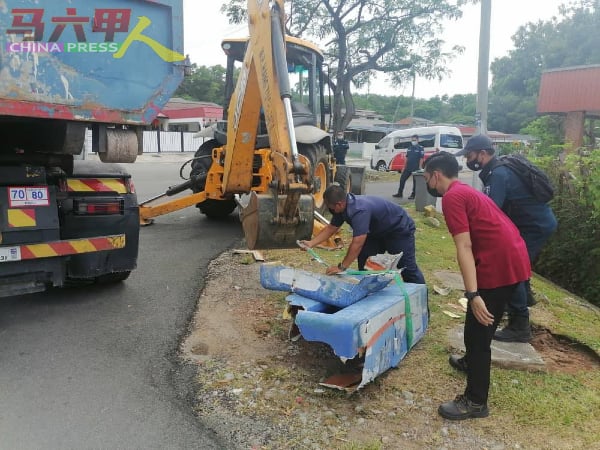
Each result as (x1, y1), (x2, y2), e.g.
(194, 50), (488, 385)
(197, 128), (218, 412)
(139, 0), (364, 249)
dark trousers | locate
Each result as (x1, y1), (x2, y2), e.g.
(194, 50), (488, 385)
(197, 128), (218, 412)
(463, 283), (518, 405)
(397, 168), (417, 197)
(356, 231), (425, 284)
(506, 230), (552, 317)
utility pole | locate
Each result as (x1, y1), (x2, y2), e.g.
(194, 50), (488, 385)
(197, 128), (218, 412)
(472, 0), (491, 189)
(476, 0), (491, 135)
(410, 72), (416, 119)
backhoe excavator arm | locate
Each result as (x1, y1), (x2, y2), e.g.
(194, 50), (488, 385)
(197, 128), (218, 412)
(223, 0), (309, 194)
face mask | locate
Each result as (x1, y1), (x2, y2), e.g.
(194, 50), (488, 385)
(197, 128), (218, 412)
(426, 174), (443, 197)
(427, 185), (443, 198)
(466, 160), (482, 171)
(411, 140), (418, 145)
(466, 153), (482, 171)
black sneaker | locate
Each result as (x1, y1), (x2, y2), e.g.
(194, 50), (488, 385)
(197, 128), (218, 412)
(392, 193), (402, 198)
(407, 195), (415, 200)
(438, 394), (489, 420)
(449, 354), (467, 373)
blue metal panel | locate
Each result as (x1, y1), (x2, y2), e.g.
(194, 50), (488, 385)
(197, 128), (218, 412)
(0, 0), (184, 124)
(286, 282), (429, 390)
(260, 264), (394, 307)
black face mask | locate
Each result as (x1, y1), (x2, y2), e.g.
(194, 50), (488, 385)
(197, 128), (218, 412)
(427, 185), (443, 198)
(426, 174), (443, 197)
(466, 159), (482, 171)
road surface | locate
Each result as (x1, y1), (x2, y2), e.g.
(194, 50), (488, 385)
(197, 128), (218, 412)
(0, 161), (243, 449)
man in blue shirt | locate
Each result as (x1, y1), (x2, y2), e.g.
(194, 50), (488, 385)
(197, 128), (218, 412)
(457, 135), (558, 342)
(300, 185), (425, 283)
(333, 131), (349, 165)
(393, 134), (425, 199)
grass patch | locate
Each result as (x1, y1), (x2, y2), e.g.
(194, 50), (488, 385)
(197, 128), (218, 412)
(260, 201), (600, 447)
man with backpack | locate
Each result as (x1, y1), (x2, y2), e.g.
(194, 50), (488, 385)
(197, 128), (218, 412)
(456, 135), (557, 343)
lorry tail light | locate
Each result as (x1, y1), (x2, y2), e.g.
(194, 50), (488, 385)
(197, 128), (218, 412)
(125, 178), (135, 194)
(74, 200), (123, 215)
(58, 179), (68, 192)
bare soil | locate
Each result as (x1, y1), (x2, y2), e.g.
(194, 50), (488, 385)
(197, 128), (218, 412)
(181, 250), (599, 450)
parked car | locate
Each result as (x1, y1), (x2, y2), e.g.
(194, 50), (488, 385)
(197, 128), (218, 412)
(389, 149), (437, 172)
(370, 126), (463, 172)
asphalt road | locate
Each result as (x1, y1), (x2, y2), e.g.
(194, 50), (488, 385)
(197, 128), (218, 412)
(0, 161), (243, 450)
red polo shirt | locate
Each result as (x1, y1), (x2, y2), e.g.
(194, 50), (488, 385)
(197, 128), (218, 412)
(442, 181), (530, 289)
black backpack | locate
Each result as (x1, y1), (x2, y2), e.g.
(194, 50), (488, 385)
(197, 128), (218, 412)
(495, 154), (554, 203)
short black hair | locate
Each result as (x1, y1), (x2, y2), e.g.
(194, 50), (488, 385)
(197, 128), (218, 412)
(324, 184), (347, 204)
(412, 134), (419, 139)
(423, 151), (459, 178)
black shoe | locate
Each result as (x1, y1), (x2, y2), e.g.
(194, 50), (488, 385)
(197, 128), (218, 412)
(407, 195), (415, 200)
(392, 193), (402, 198)
(494, 326), (532, 343)
(438, 395), (489, 420)
(493, 315), (532, 343)
(449, 354), (467, 373)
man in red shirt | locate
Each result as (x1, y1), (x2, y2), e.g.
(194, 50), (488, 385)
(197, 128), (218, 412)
(423, 152), (530, 420)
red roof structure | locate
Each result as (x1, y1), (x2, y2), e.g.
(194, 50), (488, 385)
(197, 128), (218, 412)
(161, 98), (223, 121)
(538, 65), (600, 115)
(537, 65), (600, 149)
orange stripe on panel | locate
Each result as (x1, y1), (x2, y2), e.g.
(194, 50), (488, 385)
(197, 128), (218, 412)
(7, 209), (37, 228)
(67, 179), (127, 193)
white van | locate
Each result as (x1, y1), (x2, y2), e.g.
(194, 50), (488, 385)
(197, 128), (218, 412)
(370, 126), (463, 172)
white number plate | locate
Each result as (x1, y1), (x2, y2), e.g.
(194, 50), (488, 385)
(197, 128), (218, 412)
(8, 186), (50, 207)
(0, 247), (21, 263)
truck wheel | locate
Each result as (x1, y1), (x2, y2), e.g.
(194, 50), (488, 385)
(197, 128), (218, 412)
(190, 139), (237, 218)
(334, 165), (352, 193)
(299, 143), (331, 213)
(375, 161), (387, 172)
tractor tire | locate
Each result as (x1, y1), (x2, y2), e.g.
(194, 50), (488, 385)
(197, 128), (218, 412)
(334, 165), (352, 193)
(298, 143), (331, 213)
(190, 139), (237, 218)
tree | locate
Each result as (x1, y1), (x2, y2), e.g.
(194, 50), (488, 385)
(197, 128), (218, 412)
(174, 64), (228, 105)
(222, 0), (471, 133)
(489, 0), (600, 133)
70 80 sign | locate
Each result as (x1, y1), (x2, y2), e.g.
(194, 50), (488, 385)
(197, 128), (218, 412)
(8, 186), (50, 207)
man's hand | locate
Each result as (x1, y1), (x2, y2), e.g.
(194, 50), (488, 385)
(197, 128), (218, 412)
(326, 265), (343, 275)
(470, 296), (494, 326)
(297, 240), (313, 250)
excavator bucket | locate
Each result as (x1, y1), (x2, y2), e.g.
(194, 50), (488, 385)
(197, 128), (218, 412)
(239, 191), (314, 249)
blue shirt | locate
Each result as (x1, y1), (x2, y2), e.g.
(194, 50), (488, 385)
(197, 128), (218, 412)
(479, 158), (557, 237)
(405, 144), (425, 171)
(330, 194), (415, 238)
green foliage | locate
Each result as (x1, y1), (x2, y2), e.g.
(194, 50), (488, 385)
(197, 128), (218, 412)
(352, 92), (476, 124)
(173, 64), (227, 105)
(534, 151), (600, 305)
(520, 116), (565, 156)
(489, 1), (600, 133)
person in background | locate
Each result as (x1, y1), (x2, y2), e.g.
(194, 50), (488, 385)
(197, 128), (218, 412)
(299, 184), (425, 284)
(456, 134), (557, 342)
(423, 151), (530, 420)
(333, 131), (349, 165)
(393, 134), (424, 200)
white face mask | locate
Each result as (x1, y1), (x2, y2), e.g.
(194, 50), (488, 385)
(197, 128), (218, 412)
(411, 140), (418, 145)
